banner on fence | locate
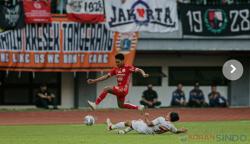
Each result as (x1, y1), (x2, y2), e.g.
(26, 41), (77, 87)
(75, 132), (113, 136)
(0, 18), (138, 72)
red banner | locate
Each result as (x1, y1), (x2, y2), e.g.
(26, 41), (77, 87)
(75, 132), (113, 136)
(66, 0), (105, 23)
(23, 0), (52, 23)
(0, 17), (138, 72)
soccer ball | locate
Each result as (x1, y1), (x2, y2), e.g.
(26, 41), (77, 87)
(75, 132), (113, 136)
(84, 115), (95, 126)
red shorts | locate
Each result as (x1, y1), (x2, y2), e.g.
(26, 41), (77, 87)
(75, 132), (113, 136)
(112, 86), (128, 102)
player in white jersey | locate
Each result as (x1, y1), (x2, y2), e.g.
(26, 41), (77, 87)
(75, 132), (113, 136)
(106, 112), (187, 135)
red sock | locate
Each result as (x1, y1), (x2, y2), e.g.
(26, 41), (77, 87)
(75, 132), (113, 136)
(122, 103), (139, 109)
(95, 91), (108, 105)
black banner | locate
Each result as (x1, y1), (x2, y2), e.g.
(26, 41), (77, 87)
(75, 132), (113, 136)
(179, 3), (250, 36)
(0, 2), (25, 31)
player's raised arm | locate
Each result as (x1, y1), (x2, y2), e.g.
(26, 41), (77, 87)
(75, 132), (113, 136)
(135, 68), (149, 78)
(87, 74), (111, 84)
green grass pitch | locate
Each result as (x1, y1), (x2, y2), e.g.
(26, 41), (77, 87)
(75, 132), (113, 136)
(0, 121), (249, 144)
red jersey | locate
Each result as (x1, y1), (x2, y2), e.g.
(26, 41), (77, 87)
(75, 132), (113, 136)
(108, 65), (138, 91)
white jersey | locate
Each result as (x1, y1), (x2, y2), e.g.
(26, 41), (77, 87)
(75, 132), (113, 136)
(151, 117), (177, 134)
(131, 120), (154, 134)
(131, 117), (177, 134)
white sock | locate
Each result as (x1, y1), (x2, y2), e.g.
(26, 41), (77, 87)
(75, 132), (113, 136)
(111, 122), (125, 129)
(124, 127), (132, 133)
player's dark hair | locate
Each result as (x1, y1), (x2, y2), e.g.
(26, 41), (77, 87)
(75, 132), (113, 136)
(170, 112), (179, 122)
(115, 53), (124, 61)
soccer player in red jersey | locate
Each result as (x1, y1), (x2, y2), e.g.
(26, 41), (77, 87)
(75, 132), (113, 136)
(87, 53), (149, 110)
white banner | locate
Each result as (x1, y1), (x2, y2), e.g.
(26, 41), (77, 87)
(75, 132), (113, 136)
(66, 0), (105, 23)
(104, 0), (179, 32)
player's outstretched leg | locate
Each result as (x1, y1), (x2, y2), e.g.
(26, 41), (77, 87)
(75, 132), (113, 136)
(122, 103), (139, 109)
(106, 118), (113, 131)
(117, 100), (145, 112)
(88, 87), (112, 110)
(106, 118), (133, 134)
(106, 118), (126, 131)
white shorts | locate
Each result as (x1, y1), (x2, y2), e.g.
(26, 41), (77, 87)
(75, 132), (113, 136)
(131, 120), (154, 134)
